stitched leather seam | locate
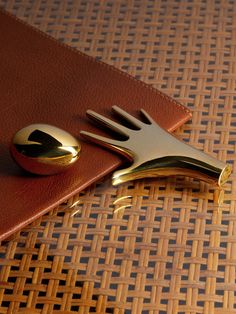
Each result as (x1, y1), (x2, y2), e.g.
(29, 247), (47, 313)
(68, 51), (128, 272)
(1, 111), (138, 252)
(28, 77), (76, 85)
(0, 8), (191, 116)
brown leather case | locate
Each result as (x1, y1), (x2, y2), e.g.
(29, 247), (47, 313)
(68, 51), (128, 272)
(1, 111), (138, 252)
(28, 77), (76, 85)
(0, 9), (191, 241)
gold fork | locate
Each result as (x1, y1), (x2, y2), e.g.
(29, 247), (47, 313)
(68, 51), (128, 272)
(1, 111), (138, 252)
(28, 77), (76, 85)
(80, 106), (231, 187)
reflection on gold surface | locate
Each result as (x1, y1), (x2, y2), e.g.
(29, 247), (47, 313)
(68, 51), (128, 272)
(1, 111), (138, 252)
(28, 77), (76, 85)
(113, 195), (132, 204)
(213, 188), (225, 212)
(217, 189), (225, 207)
(113, 195), (132, 214)
(113, 204), (132, 214)
(11, 124), (81, 175)
(81, 106), (231, 187)
(69, 198), (81, 217)
(70, 208), (82, 217)
(69, 199), (80, 208)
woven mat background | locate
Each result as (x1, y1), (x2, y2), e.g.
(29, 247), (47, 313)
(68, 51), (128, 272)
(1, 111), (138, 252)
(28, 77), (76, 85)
(0, 0), (236, 313)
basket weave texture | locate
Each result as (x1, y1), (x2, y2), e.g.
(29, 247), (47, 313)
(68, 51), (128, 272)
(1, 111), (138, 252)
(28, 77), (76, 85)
(0, 1), (235, 313)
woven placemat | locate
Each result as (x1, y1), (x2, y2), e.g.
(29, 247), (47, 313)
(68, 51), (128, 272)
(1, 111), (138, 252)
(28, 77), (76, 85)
(0, 1), (235, 313)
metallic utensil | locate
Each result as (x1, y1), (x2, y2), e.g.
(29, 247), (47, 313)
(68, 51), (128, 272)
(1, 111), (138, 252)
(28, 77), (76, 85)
(11, 124), (81, 175)
(80, 106), (231, 186)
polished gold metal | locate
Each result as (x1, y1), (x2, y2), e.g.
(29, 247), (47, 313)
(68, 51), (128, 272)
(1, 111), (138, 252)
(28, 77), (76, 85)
(81, 106), (231, 187)
(11, 124), (81, 175)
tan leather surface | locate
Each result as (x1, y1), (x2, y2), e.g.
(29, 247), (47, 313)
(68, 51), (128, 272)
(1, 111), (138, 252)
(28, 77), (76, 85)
(0, 9), (191, 241)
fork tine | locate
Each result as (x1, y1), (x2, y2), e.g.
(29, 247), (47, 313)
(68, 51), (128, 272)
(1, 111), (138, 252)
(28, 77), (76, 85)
(86, 110), (130, 137)
(140, 109), (156, 124)
(80, 130), (120, 147)
(112, 105), (143, 129)
(80, 130), (131, 157)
